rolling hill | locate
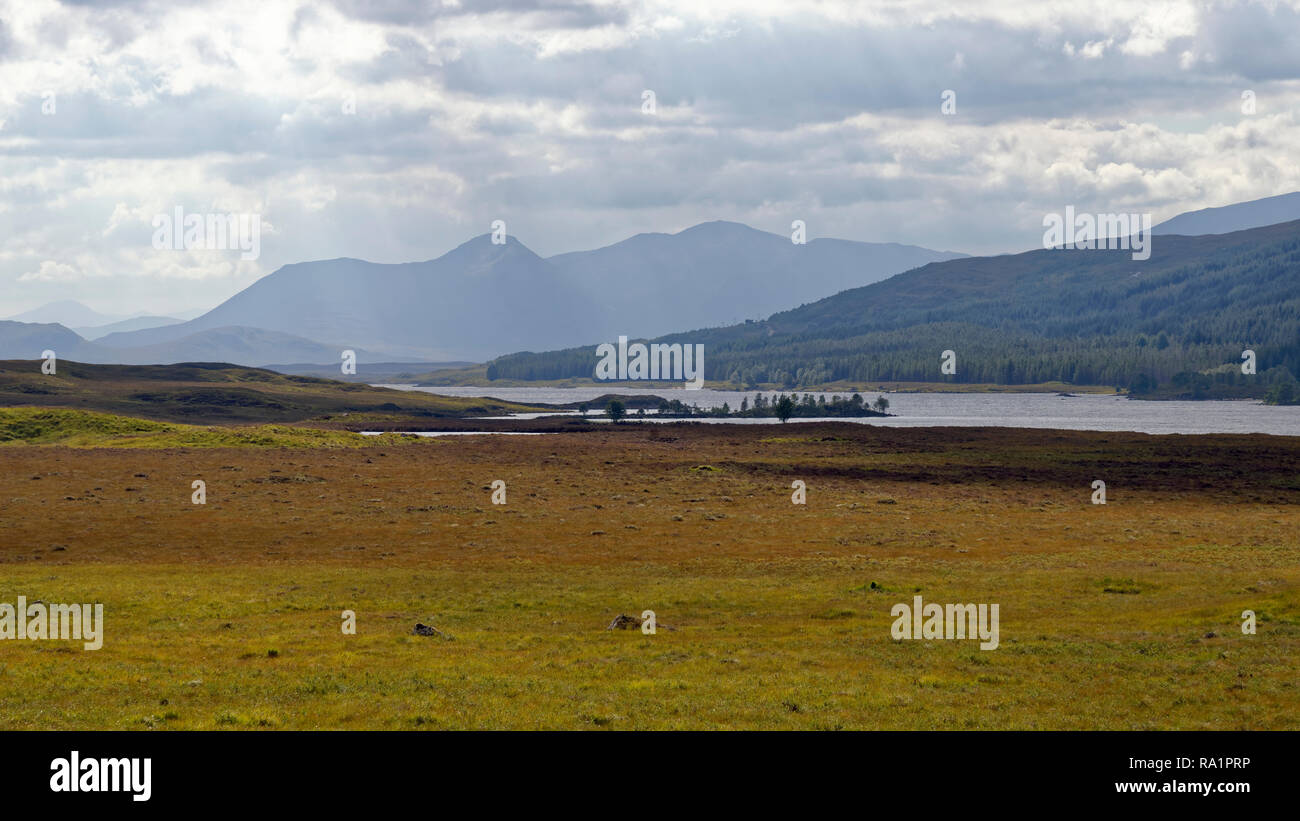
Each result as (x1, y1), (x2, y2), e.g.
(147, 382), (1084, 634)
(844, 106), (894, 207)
(0, 360), (547, 425)
(0, 321), (390, 368)
(0, 321), (103, 362)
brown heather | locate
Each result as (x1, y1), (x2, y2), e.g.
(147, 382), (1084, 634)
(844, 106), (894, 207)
(0, 422), (1296, 729)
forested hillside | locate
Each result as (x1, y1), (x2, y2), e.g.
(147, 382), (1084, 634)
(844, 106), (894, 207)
(487, 220), (1300, 399)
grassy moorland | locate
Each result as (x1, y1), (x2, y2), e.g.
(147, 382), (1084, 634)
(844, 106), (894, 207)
(0, 407), (418, 448)
(0, 419), (1296, 730)
(0, 360), (547, 425)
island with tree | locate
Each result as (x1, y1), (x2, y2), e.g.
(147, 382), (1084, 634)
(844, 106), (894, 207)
(600, 392), (892, 422)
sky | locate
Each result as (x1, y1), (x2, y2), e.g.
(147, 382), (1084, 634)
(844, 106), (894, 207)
(1, 0), (1299, 318)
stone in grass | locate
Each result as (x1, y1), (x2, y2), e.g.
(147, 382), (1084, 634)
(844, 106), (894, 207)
(413, 623), (453, 639)
(606, 613), (642, 630)
(605, 613), (674, 631)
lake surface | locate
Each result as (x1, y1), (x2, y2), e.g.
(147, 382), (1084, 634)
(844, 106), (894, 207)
(373, 385), (1300, 436)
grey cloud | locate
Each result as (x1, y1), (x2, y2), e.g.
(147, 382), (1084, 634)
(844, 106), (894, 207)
(433, 17), (1293, 131)
(328, 0), (627, 28)
(344, 32), (439, 84)
(5, 1), (1300, 315)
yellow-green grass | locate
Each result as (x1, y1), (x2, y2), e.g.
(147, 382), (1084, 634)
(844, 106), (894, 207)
(0, 407), (413, 448)
(0, 360), (549, 425)
(2, 559), (1294, 730)
(0, 423), (1296, 729)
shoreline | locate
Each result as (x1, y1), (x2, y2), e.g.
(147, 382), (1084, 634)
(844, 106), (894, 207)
(405, 377), (1121, 395)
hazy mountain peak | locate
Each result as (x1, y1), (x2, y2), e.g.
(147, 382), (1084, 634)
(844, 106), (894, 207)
(676, 220), (770, 238)
(26, 221), (965, 365)
(6, 300), (124, 327)
(440, 233), (545, 269)
(1154, 191), (1300, 236)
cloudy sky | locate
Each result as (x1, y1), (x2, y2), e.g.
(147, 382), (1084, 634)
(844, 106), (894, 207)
(2, 0), (1299, 318)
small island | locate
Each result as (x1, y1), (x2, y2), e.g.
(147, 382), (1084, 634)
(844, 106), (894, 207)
(592, 392), (892, 422)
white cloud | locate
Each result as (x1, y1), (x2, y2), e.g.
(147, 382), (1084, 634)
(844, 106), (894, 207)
(19, 260), (80, 282)
(1, 0), (1300, 315)
(1080, 38), (1113, 59)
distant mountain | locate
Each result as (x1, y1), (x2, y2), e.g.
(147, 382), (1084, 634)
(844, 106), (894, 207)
(1154, 191), (1300, 236)
(0, 321), (386, 367)
(6, 300), (125, 328)
(95, 236), (604, 361)
(93, 224), (963, 362)
(75, 315), (182, 340)
(0, 321), (102, 362)
(487, 219), (1300, 395)
(107, 326), (389, 367)
(168, 306), (212, 321)
(546, 221), (966, 338)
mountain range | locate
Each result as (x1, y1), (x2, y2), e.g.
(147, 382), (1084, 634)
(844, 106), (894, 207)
(2, 192), (1298, 372)
(1, 222), (962, 365)
(0, 320), (387, 368)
